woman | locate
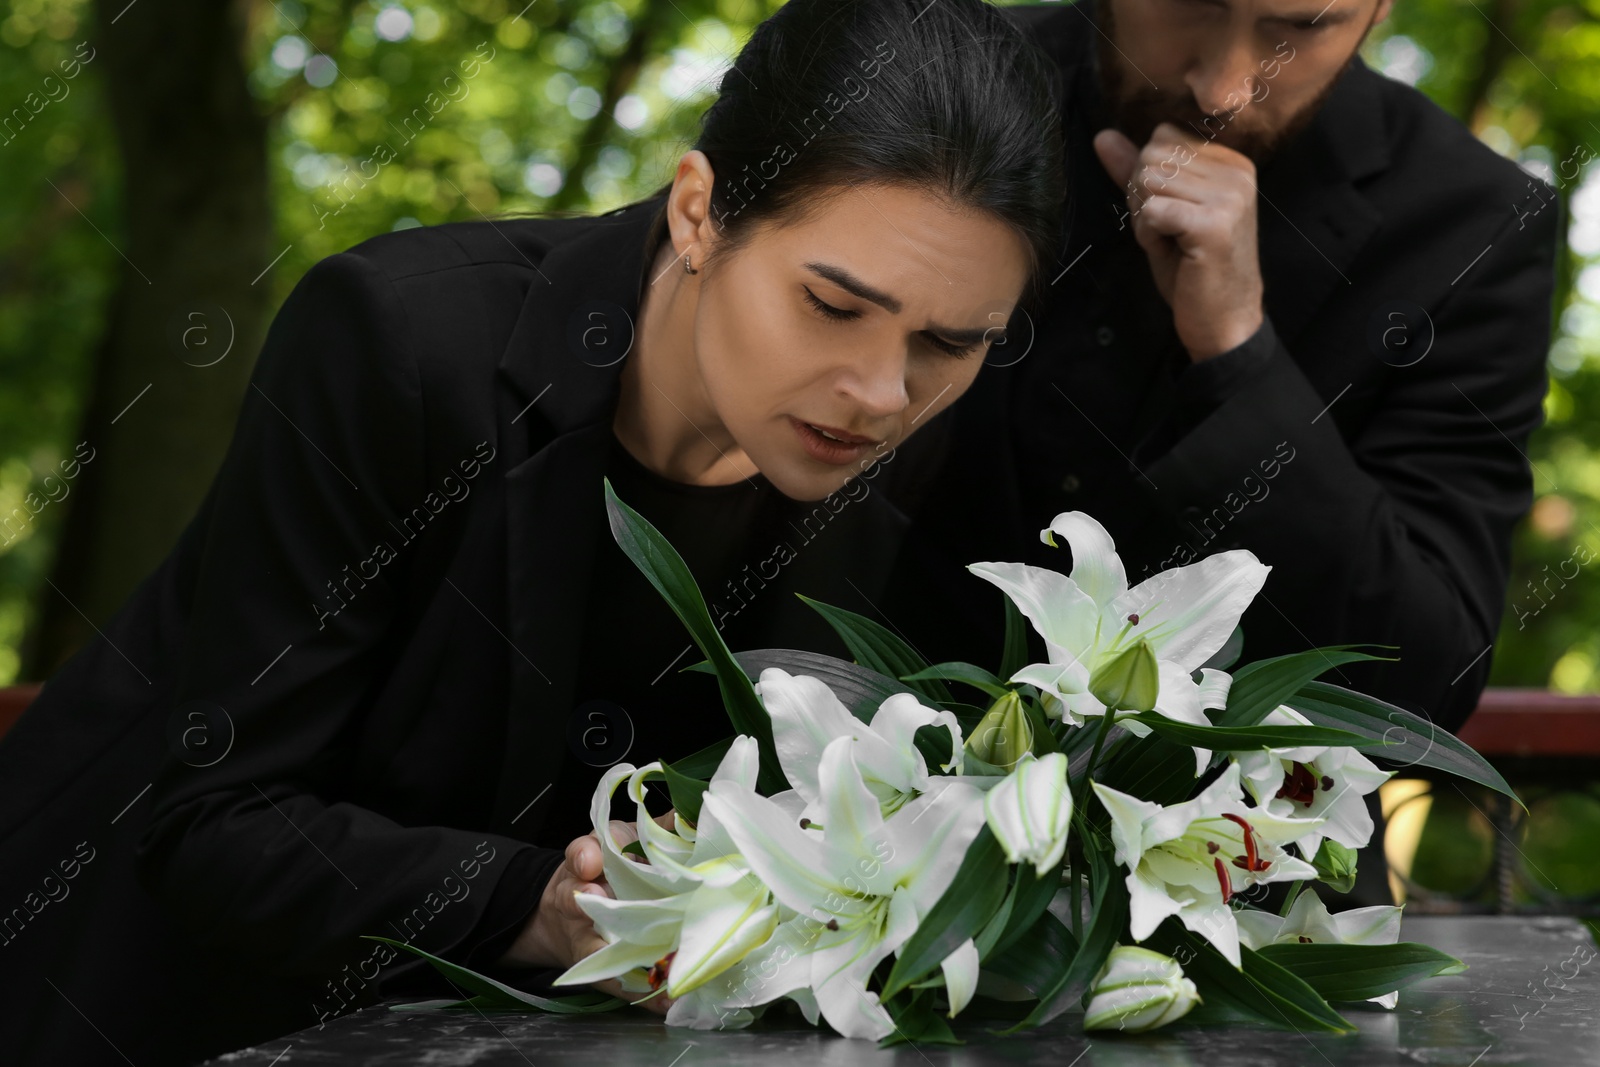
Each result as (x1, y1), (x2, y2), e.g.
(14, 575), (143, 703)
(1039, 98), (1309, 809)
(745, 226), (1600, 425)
(0, 1), (1065, 1062)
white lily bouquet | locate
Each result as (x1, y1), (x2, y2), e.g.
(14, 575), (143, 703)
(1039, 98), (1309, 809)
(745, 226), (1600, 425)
(371, 480), (1515, 1045)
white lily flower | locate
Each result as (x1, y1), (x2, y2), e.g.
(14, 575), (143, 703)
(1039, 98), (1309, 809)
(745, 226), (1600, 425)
(1236, 889), (1405, 1008)
(984, 752), (1072, 876)
(756, 666), (965, 817)
(1092, 762), (1324, 968)
(967, 511), (1267, 775)
(554, 737), (782, 1006)
(1231, 705), (1396, 855)
(701, 735), (988, 1039)
(1084, 944), (1202, 1031)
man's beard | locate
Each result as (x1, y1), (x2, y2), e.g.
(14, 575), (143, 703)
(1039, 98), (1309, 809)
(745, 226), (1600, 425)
(1091, 0), (1369, 165)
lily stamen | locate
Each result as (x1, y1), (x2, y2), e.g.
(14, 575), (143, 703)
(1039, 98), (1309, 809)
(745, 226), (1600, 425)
(646, 950), (677, 991)
(1221, 812), (1272, 872)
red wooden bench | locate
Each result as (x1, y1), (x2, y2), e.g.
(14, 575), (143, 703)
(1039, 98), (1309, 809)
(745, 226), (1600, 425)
(1456, 689), (1600, 757)
(0, 682), (38, 741)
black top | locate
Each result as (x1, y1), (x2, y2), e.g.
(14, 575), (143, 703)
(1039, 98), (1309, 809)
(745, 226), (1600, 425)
(464, 426), (888, 975)
(548, 429), (815, 843)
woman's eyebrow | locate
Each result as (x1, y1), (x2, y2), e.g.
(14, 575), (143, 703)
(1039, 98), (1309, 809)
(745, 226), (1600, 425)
(803, 260), (996, 341)
(804, 261), (903, 314)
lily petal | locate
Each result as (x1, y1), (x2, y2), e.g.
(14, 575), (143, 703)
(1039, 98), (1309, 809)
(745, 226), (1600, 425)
(939, 937), (981, 1017)
(759, 668), (862, 805)
(1114, 551), (1271, 672)
(1092, 781), (1164, 870)
(669, 870), (779, 997)
(966, 560), (1099, 665)
(702, 780), (839, 917)
(1040, 511), (1129, 608)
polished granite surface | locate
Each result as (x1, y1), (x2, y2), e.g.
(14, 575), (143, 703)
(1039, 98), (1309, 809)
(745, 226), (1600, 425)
(208, 916), (1598, 1066)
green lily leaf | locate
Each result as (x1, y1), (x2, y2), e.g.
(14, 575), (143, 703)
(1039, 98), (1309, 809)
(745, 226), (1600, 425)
(1254, 941), (1466, 1002)
(796, 593), (955, 706)
(980, 860), (1063, 962)
(659, 759), (710, 825)
(1214, 645), (1398, 729)
(363, 936), (625, 1014)
(1123, 712), (1394, 751)
(1001, 831), (1127, 1031)
(901, 661), (1011, 700)
(685, 647), (916, 721)
(879, 987), (961, 1047)
(666, 735), (734, 781)
(1286, 681), (1521, 807)
(983, 909), (1078, 1000)
(1096, 732), (1196, 807)
(604, 478), (785, 794)
(882, 826), (1010, 1001)
(1144, 921), (1356, 1033)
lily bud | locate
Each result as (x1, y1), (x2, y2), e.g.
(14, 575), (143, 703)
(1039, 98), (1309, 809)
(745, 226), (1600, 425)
(667, 857), (779, 997)
(1084, 945), (1201, 1032)
(965, 690), (1033, 772)
(1311, 838), (1359, 894)
(984, 752), (1071, 875)
(1088, 639), (1159, 713)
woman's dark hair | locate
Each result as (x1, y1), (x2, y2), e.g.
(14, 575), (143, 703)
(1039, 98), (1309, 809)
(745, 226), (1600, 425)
(641, 0), (1067, 308)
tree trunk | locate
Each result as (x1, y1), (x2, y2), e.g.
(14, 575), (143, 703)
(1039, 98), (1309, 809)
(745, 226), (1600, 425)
(1458, 0), (1519, 131)
(21, 0), (272, 678)
(545, 2), (675, 215)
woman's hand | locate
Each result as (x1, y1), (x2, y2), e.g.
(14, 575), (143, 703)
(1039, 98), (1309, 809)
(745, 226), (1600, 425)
(496, 822), (674, 1014)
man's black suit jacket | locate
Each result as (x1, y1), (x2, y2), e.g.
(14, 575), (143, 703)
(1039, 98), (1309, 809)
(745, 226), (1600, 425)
(0, 194), (918, 1065)
(882, 0), (1562, 734)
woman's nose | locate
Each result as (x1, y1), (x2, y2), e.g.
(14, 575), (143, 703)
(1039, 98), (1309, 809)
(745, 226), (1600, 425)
(841, 347), (911, 419)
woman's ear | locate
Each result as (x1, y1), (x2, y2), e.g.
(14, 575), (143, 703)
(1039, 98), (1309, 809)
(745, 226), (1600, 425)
(666, 150), (720, 267)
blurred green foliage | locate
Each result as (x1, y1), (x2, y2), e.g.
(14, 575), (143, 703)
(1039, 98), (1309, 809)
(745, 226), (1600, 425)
(1366, 0), (1600, 695)
(0, 0), (1596, 694)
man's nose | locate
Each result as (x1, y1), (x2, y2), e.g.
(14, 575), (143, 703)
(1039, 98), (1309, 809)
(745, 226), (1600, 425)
(1187, 35), (1261, 117)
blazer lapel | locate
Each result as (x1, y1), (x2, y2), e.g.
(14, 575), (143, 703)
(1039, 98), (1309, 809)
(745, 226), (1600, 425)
(1256, 57), (1389, 346)
(485, 195), (666, 838)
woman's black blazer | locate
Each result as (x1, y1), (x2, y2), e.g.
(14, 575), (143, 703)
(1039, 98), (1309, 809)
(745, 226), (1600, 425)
(0, 192), (939, 1065)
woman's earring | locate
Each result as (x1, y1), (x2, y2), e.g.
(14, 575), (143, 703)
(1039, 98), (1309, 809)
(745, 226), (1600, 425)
(684, 252), (699, 276)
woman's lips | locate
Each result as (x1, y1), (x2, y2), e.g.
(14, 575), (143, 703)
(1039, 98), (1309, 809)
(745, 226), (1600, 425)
(804, 420), (875, 445)
(790, 416), (875, 465)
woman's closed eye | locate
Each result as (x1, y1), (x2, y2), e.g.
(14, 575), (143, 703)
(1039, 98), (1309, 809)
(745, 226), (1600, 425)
(803, 286), (980, 359)
(803, 286), (859, 322)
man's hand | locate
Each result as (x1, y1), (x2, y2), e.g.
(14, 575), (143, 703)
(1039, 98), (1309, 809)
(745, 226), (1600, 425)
(496, 822), (674, 1015)
(1094, 122), (1265, 361)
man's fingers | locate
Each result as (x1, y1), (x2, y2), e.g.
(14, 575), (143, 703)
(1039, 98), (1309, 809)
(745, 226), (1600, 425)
(1137, 196), (1221, 247)
(573, 928), (609, 962)
(1094, 128), (1140, 189)
(568, 834), (604, 881)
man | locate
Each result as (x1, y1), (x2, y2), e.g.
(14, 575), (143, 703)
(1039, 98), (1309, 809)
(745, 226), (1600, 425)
(878, 0), (1559, 906)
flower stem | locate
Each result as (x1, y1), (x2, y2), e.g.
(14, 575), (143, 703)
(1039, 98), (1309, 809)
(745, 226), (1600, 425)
(1084, 708), (1118, 778)
(1069, 851), (1083, 943)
